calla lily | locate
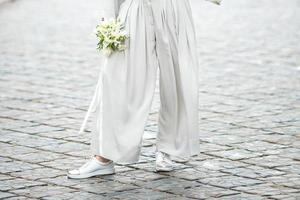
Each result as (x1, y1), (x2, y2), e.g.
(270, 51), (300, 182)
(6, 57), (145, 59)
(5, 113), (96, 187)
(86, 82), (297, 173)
(95, 18), (128, 56)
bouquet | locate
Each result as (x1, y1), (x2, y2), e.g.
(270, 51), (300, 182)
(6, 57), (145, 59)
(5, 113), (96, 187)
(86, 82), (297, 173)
(95, 18), (128, 56)
(205, 0), (222, 5)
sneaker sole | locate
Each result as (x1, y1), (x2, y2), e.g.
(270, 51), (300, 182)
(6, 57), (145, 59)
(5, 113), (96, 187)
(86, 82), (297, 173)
(67, 168), (115, 179)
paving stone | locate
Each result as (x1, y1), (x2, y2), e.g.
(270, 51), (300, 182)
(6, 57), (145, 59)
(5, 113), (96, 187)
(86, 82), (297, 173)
(262, 174), (300, 189)
(198, 142), (233, 152)
(142, 139), (155, 147)
(39, 156), (92, 170)
(144, 125), (158, 133)
(0, 142), (37, 158)
(0, 156), (12, 163)
(12, 151), (63, 163)
(39, 175), (82, 187)
(0, 174), (14, 181)
(167, 167), (228, 180)
(269, 193), (300, 200)
(232, 141), (287, 152)
(0, 119), (39, 130)
(106, 188), (176, 200)
(3, 132), (65, 148)
(237, 118), (289, 130)
(198, 121), (240, 133)
(42, 191), (107, 200)
(0, 178), (46, 191)
(207, 149), (263, 160)
(187, 152), (214, 161)
(135, 177), (201, 194)
(216, 193), (265, 200)
(199, 175), (262, 188)
(234, 183), (299, 197)
(73, 180), (139, 194)
(193, 158), (249, 171)
(164, 197), (196, 200)
(200, 134), (254, 145)
(242, 155), (297, 168)
(218, 128), (272, 137)
(182, 183), (239, 199)
(66, 148), (91, 157)
(0, 191), (15, 199)
(262, 147), (300, 160)
(265, 126), (300, 136)
(129, 161), (188, 172)
(0, 0), (299, 199)
(104, 169), (168, 185)
(114, 165), (136, 173)
(140, 146), (156, 159)
(121, 168), (165, 182)
(221, 165), (286, 179)
(37, 130), (80, 139)
(41, 117), (78, 127)
(249, 133), (298, 146)
(0, 130), (21, 143)
(4, 196), (34, 200)
(10, 185), (76, 199)
(276, 164), (300, 175)
(142, 130), (157, 140)
(39, 141), (89, 154)
(10, 167), (65, 181)
(9, 125), (64, 135)
(0, 159), (41, 173)
(63, 134), (91, 143)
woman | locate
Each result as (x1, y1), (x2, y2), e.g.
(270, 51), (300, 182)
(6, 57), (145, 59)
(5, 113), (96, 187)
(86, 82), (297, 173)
(67, 0), (219, 179)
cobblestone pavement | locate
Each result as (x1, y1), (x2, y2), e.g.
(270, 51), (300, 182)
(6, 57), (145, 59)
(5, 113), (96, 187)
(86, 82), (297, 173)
(0, 0), (299, 199)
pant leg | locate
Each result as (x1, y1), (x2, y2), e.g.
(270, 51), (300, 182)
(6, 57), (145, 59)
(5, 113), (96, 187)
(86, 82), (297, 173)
(150, 0), (200, 158)
(91, 0), (158, 164)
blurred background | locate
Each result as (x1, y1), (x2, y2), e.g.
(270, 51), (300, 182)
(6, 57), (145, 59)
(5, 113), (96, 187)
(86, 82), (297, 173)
(0, 0), (299, 199)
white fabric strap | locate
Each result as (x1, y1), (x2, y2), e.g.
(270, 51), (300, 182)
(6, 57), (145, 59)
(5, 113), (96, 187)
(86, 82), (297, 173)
(79, 59), (107, 134)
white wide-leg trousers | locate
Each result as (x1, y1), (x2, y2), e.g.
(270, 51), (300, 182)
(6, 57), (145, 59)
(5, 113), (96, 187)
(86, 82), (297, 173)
(89, 0), (200, 164)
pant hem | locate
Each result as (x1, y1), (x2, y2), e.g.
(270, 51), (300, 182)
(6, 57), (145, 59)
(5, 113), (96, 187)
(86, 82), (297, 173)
(92, 152), (141, 165)
(157, 147), (200, 160)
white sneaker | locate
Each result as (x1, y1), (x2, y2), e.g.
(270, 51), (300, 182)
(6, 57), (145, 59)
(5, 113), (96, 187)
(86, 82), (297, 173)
(67, 157), (115, 179)
(155, 151), (174, 172)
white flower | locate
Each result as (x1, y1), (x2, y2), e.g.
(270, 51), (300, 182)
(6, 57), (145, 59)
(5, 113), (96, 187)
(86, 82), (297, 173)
(95, 18), (128, 57)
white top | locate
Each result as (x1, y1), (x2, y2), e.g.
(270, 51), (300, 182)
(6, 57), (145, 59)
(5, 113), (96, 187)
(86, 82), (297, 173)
(100, 0), (123, 19)
(99, 0), (222, 19)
